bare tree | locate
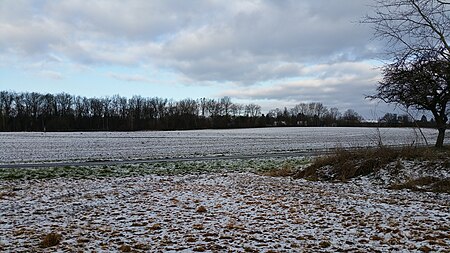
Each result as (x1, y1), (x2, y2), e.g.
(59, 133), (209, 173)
(230, 103), (243, 117)
(74, 96), (89, 118)
(375, 58), (449, 147)
(328, 107), (341, 121)
(342, 109), (364, 124)
(55, 93), (73, 117)
(220, 96), (233, 116)
(244, 103), (261, 117)
(365, 0), (450, 147)
(0, 91), (14, 130)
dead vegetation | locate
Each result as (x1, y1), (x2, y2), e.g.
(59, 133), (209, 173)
(293, 146), (450, 193)
(118, 244), (132, 252)
(40, 232), (62, 248)
(390, 177), (450, 194)
(261, 164), (296, 177)
(196, 205), (208, 213)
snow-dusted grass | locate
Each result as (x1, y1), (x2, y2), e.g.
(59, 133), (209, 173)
(0, 157), (310, 180)
(1, 172), (449, 252)
(0, 127), (441, 164)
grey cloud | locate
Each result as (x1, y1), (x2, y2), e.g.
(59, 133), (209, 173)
(0, 18), (66, 56)
(0, 0), (378, 85)
(39, 70), (64, 80)
(107, 72), (150, 83)
(155, 0), (379, 83)
(219, 61), (381, 115)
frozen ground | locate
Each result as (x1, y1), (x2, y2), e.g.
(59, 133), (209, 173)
(1, 172), (449, 252)
(0, 127), (444, 164)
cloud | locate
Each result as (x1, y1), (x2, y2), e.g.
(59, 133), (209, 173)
(0, 0), (378, 84)
(0, 0), (387, 117)
(219, 61), (381, 111)
(107, 72), (150, 83)
(38, 70), (64, 80)
(153, 0), (378, 84)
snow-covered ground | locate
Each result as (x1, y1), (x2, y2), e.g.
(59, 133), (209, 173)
(0, 127), (443, 164)
(0, 127), (448, 252)
(1, 173), (449, 252)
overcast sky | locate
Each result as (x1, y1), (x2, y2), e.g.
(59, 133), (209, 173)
(0, 0), (395, 119)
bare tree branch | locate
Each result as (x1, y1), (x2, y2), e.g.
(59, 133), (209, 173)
(363, 0), (450, 63)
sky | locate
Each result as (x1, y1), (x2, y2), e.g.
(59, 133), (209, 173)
(0, 0), (397, 119)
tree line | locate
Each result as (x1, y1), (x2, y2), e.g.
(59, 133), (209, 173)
(0, 91), (370, 131)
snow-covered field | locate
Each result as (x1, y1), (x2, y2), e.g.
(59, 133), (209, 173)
(0, 127), (443, 164)
(1, 127), (448, 252)
(1, 173), (449, 252)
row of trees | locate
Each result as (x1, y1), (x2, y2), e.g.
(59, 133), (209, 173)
(0, 91), (367, 131)
(376, 112), (440, 128)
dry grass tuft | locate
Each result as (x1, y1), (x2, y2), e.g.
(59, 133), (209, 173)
(319, 240), (332, 248)
(40, 232), (62, 248)
(149, 223), (162, 230)
(196, 205), (207, 213)
(193, 224), (204, 230)
(262, 164), (295, 177)
(193, 246), (206, 252)
(418, 245), (433, 253)
(134, 243), (150, 250)
(118, 244), (132, 252)
(0, 191), (16, 199)
(243, 246), (258, 252)
(185, 237), (197, 242)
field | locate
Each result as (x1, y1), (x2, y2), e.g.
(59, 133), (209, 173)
(0, 127), (449, 252)
(0, 127), (441, 164)
(1, 171), (449, 252)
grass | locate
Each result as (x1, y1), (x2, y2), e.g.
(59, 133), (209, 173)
(293, 145), (450, 183)
(3, 145), (447, 193)
(260, 163), (296, 177)
(0, 157), (309, 180)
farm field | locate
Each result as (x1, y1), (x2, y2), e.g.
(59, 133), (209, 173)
(0, 127), (443, 165)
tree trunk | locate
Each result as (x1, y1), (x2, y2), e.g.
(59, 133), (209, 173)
(435, 127), (446, 148)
